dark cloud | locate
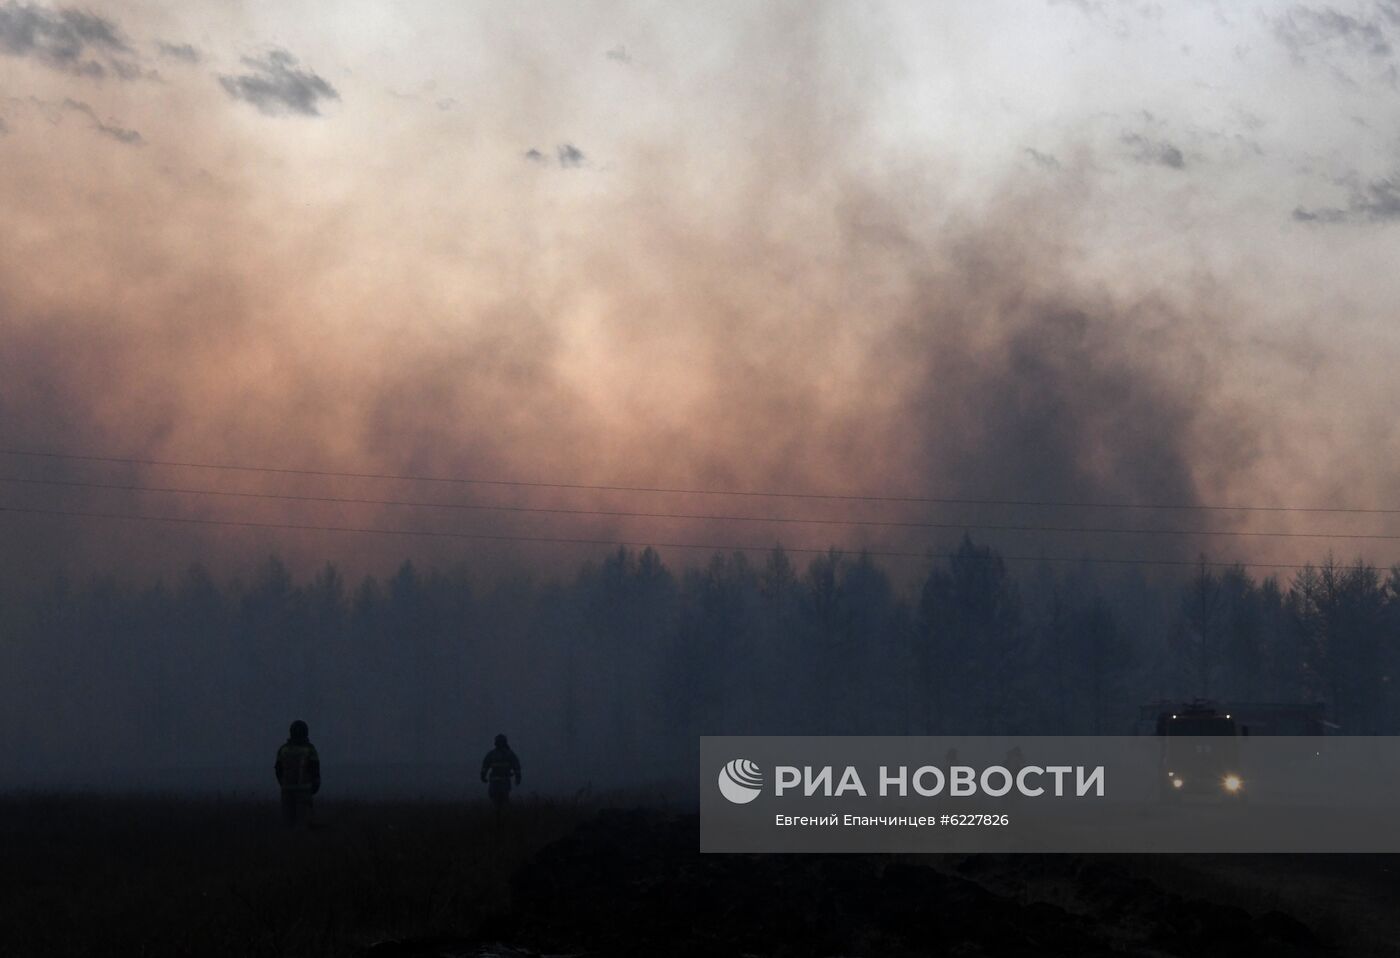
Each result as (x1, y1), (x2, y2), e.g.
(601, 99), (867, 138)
(62, 97), (141, 144)
(1122, 132), (1185, 168)
(1294, 176), (1400, 222)
(156, 40), (200, 64)
(0, 2), (140, 78)
(218, 49), (339, 116)
(524, 145), (588, 168)
(557, 143), (585, 167)
(1273, 5), (1395, 66)
(1291, 205), (1346, 222)
(1024, 147), (1061, 170)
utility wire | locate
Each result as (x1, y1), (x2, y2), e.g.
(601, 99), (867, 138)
(0, 503), (1340, 571)
(0, 447), (1393, 514)
(1, 474), (1396, 542)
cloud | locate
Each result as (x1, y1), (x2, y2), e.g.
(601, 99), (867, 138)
(1024, 147), (1061, 171)
(218, 49), (339, 116)
(606, 44), (632, 64)
(557, 143), (585, 167)
(1294, 176), (1400, 222)
(62, 97), (141, 144)
(0, 2), (139, 78)
(1291, 205), (1346, 222)
(156, 40), (200, 64)
(1273, 2), (1398, 87)
(1122, 132), (1185, 168)
(524, 145), (587, 168)
(0, 115), (7, 135)
(1274, 5), (1394, 64)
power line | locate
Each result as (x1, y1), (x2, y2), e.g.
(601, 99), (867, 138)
(0, 503), (1336, 571)
(0, 446), (1392, 514)
(2, 473), (1397, 542)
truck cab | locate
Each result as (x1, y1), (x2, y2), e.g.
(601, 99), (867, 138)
(1155, 703), (1245, 800)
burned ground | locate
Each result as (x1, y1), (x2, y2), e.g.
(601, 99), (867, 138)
(2, 794), (1389, 956)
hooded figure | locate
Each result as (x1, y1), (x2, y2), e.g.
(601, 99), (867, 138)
(481, 733), (521, 808)
(275, 720), (321, 827)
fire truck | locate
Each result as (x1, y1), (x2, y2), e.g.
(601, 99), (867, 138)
(1136, 700), (1330, 800)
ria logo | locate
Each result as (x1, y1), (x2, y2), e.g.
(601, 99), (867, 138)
(718, 758), (764, 804)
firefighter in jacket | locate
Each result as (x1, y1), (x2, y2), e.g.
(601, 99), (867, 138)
(481, 733), (521, 808)
(275, 720), (321, 826)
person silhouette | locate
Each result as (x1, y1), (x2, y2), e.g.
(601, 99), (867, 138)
(274, 720), (320, 827)
(480, 733), (521, 808)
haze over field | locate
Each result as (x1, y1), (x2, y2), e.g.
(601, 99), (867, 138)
(2, 0), (1400, 579)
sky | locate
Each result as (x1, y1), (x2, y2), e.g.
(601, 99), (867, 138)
(2, 0), (1400, 581)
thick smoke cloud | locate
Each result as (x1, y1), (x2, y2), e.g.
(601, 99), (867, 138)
(0, 1), (1369, 588)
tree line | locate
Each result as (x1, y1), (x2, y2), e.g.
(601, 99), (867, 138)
(2, 537), (1397, 788)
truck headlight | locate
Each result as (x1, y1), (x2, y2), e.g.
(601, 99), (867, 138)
(1222, 774), (1243, 794)
(1171, 776), (1184, 789)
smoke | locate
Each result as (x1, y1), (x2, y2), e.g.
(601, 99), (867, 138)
(0, 2), (1297, 585)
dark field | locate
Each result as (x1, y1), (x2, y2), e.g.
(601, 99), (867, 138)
(2, 793), (1397, 957)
